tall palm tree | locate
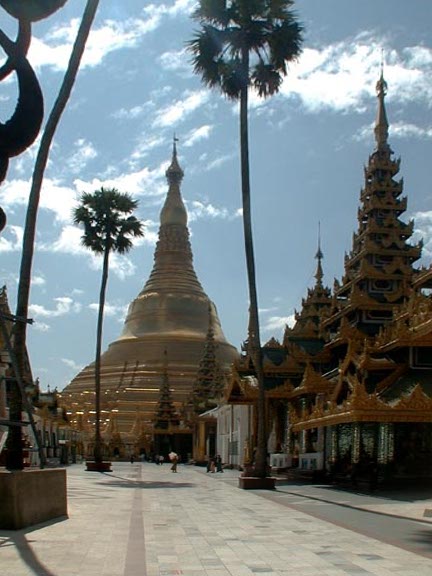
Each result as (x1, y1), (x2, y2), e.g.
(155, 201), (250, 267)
(6, 0), (101, 471)
(189, 0), (303, 478)
(73, 188), (144, 464)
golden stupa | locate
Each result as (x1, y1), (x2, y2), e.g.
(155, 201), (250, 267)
(61, 143), (238, 434)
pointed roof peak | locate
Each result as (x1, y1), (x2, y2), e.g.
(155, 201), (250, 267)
(314, 223), (324, 285)
(374, 67), (390, 152)
(166, 134), (184, 184)
(160, 140), (187, 226)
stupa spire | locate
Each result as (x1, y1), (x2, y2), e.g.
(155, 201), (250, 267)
(139, 141), (205, 297)
(374, 66), (390, 153)
(314, 223), (323, 287)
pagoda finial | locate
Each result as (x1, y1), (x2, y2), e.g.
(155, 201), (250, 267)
(374, 62), (390, 152)
(166, 134), (184, 184)
(314, 222), (324, 286)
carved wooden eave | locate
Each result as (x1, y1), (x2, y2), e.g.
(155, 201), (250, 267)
(290, 382), (432, 432)
(413, 265), (432, 290)
(262, 356), (285, 372)
(375, 294), (432, 351)
(366, 153), (401, 174)
(358, 353), (396, 372)
(324, 318), (364, 349)
(270, 353), (303, 375)
(263, 337), (283, 348)
(288, 363), (333, 399)
(375, 364), (408, 394)
(266, 381), (295, 399)
(224, 373), (258, 404)
(233, 354), (255, 372)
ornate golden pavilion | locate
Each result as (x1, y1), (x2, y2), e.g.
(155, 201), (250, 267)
(60, 144), (238, 458)
(228, 74), (432, 484)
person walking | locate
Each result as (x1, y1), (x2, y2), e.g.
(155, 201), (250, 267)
(216, 454), (223, 473)
(169, 451), (179, 473)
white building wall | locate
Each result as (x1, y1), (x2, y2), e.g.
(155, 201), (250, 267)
(216, 404), (252, 469)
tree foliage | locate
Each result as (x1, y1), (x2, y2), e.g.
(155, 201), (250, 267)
(74, 187), (144, 463)
(189, 0), (303, 99)
(189, 0), (303, 478)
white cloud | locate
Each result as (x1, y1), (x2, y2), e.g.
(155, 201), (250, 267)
(113, 104), (149, 121)
(28, 1), (196, 73)
(152, 90), (210, 128)
(32, 275), (46, 287)
(29, 296), (81, 318)
(32, 321), (51, 332)
(354, 121), (432, 143)
(74, 162), (167, 198)
(0, 178), (78, 223)
(187, 201), (241, 222)
(61, 358), (84, 372)
(272, 35), (432, 114)
(159, 47), (192, 76)
(143, 0), (196, 19)
(29, 16), (159, 72)
(413, 210), (432, 261)
(262, 314), (295, 333)
(184, 125), (213, 147)
(205, 154), (233, 171)
(41, 224), (140, 279)
(0, 226), (23, 253)
(67, 139), (98, 174)
(42, 225), (83, 255)
(88, 301), (128, 322)
(130, 136), (166, 163)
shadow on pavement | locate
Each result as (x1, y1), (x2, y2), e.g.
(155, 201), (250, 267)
(98, 473), (195, 489)
(277, 478), (432, 503)
(408, 529), (432, 551)
(0, 518), (67, 576)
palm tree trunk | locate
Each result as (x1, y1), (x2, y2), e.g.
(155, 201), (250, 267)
(239, 52), (267, 479)
(94, 247), (109, 463)
(7, 0), (100, 470)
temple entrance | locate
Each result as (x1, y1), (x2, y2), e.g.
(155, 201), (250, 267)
(153, 433), (192, 463)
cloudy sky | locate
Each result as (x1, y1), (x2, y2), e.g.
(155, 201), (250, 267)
(1, 0), (432, 391)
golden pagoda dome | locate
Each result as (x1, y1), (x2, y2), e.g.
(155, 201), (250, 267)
(61, 142), (238, 432)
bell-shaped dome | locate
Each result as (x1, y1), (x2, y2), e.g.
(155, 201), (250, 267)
(61, 142), (238, 432)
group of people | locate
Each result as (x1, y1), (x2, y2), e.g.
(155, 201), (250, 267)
(129, 452), (179, 469)
(207, 454), (223, 473)
(130, 452), (225, 474)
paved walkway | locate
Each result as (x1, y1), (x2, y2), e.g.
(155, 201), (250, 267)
(272, 477), (432, 525)
(2, 463), (432, 576)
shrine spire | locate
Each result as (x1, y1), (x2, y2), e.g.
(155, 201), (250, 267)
(314, 222), (324, 287)
(374, 68), (390, 153)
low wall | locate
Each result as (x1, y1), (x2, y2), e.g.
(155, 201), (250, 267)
(0, 468), (67, 530)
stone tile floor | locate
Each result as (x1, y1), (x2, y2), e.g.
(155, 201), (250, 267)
(1, 463), (432, 576)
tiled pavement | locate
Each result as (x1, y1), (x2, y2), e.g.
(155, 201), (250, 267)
(2, 462), (432, 576)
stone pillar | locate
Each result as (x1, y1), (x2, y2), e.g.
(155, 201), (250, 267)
(352, 423), (361, 464)
(328, 426), (338, 465)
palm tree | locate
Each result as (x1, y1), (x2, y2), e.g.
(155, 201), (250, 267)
(6, 0), (101, 471)
(73, 188), (144, 464)
(189, 0), (303, 478)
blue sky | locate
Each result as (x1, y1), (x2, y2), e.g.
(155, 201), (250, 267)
(1, 0), (432, 391)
